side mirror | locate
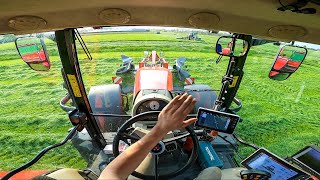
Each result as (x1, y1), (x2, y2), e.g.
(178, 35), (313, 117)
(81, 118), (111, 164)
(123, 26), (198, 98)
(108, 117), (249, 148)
(215, 36), (249, 57)
(15, 37), (51, 71)
(268, 45), (307, 81)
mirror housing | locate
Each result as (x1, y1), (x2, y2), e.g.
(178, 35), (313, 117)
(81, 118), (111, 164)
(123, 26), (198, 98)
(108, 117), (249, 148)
(269, 45), (307, 81)
(15, 37), (51, 71)
(216, 36), (249, 57)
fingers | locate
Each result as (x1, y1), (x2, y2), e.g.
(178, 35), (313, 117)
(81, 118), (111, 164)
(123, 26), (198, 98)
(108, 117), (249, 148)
(182, 99), (196, 115)
(180, 97), (196, 115)
(166, 94), (189, 113)
(158, 94), (197, 131)
(172, 94), (196, 116)
(179, 95), (193, 110)
(182, 118), (198, 128)
(162, 95), (181, 111)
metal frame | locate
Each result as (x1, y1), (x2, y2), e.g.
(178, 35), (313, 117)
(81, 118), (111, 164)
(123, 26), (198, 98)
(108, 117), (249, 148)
(214, 34), (252, 110)
(55, 29), (107, 149)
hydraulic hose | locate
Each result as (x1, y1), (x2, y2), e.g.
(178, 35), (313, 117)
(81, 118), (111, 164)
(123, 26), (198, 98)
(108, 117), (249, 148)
(60, 93), (76, 112)
(230, 97), (242, 112)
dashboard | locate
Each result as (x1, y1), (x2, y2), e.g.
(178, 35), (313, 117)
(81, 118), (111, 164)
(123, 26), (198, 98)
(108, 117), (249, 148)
(135, 100), (168, 114)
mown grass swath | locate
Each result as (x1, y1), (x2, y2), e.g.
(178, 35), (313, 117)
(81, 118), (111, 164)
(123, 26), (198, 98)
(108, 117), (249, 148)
(0, 32), (319, 171)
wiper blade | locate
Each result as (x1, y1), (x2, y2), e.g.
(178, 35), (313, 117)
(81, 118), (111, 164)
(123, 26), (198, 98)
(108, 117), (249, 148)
(74, 29), (92, 61)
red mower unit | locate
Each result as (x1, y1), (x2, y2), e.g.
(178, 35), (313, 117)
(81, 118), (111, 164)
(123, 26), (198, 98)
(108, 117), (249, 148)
(86, 50), (217, 133)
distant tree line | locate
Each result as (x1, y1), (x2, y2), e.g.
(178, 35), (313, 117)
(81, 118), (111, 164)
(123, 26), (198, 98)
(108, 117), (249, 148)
(0, 33), (56, 44)
(0, 34), (16, 44)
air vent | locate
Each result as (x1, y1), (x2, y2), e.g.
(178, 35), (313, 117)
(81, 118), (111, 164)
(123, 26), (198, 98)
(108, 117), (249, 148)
(188, 12), (220, 29)
(99, 8), (131, 24)
(269, 25), (307, 39)
(8, 16), (47, 31)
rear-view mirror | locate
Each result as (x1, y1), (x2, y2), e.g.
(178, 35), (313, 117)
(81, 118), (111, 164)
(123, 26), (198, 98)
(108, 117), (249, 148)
(15, 37), (51, 71)
(269, 45), (307, 81)
(216, 37), (249, 57)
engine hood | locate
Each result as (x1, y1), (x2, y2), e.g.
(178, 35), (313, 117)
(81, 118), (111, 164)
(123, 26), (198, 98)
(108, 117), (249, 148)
(134, 67), (173, 97)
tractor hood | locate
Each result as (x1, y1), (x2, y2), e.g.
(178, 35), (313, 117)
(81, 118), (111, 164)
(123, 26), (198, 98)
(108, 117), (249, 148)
(134, 67), (173, 96)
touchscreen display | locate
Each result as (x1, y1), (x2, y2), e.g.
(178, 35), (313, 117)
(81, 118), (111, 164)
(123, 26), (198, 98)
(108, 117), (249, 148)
(196, 108), (239, 134)
(246, 152), (299, 180)
(296, 148), (320, 173)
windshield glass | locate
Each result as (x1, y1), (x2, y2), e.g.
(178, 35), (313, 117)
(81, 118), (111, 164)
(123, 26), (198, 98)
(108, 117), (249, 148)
(76, 27), (225, 133)
(75, 26), (320, 153)
(0, 33), (87, 170)
(1, 27), (319, 172)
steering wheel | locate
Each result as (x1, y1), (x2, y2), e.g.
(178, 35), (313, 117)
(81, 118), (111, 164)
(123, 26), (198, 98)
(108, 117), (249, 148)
(113, 111), (198, 179)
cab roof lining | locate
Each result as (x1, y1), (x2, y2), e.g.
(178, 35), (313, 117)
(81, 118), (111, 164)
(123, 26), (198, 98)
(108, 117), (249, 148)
(1, 0), (320, 44)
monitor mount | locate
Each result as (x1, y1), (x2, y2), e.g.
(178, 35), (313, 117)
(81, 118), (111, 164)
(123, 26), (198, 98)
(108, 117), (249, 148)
(277, 0), (320, 14)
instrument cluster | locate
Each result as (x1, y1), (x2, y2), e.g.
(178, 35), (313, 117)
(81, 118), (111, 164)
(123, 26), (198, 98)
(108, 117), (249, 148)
(136, 100), (168, 114)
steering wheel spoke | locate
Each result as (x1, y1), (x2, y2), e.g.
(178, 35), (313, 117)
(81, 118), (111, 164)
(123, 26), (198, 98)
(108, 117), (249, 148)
(163, 132), (190, 144)
(154, 155), (159, 180)
(121, 132), (140, 141)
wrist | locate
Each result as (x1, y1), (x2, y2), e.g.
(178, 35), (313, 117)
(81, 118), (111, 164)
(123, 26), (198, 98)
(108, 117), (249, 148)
(152, 124), (168, 137)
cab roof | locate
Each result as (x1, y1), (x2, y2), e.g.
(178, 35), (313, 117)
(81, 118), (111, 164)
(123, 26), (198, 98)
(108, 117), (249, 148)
(1, 0), (320, 44)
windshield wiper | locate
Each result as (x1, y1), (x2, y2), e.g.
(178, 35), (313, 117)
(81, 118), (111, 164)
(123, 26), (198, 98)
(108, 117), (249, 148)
(74, 29), (92, 60)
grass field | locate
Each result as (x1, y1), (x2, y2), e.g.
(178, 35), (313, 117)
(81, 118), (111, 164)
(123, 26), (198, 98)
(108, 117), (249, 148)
(0, 31), (319, 172)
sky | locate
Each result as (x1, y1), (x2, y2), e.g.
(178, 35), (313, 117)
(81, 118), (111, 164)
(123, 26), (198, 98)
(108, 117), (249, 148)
(294, 42), (320, 50)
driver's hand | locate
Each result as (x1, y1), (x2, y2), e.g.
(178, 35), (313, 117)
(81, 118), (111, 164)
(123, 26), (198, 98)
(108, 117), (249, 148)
(155, 94), (197, 134)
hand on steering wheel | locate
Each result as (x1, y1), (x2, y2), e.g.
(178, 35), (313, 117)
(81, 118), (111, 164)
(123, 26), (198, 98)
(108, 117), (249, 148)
(113, 111), (199, 179)
(113, 94), (199, 179)
(156, 94), (198, 132)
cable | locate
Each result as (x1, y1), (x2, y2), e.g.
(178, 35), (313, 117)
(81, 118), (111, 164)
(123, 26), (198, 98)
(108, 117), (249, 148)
(279, 0), (286, 8)
(1, 125), (79, 180)
(232, 133), (259, 150)
(203, 130), (244, 162)
(217, 134), (244, 160)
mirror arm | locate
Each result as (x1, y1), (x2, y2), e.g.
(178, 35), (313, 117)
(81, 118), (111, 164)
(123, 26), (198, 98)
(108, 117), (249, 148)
(230, 34), (237, 53)
(216, 55), (223, 64)
(214, 58), (236, 110)
(226, 58), (236, 77)
(214, 80), (230, 111)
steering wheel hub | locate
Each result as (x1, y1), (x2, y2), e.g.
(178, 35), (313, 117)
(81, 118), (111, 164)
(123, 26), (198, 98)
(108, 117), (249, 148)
(151, 141), (165, 155)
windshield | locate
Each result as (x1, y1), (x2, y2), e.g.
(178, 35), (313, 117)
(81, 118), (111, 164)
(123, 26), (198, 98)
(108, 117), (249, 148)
(1, 27), (319, 172)
(76, 26), (320, 145)
(76, 27), (224, 133)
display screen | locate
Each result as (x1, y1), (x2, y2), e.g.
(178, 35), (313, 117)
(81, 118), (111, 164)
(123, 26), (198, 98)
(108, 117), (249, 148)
(247, 153), (298, 180)
(242, 148), (308, 180)
(296, 147), (320, 173)
(195, 108), (240, 134)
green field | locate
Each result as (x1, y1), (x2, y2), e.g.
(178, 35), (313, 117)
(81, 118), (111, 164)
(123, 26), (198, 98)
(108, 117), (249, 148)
(0, 32), (319, 171)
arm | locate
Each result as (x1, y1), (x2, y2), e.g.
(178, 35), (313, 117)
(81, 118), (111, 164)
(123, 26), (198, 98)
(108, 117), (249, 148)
(99, 94), (197, 180)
